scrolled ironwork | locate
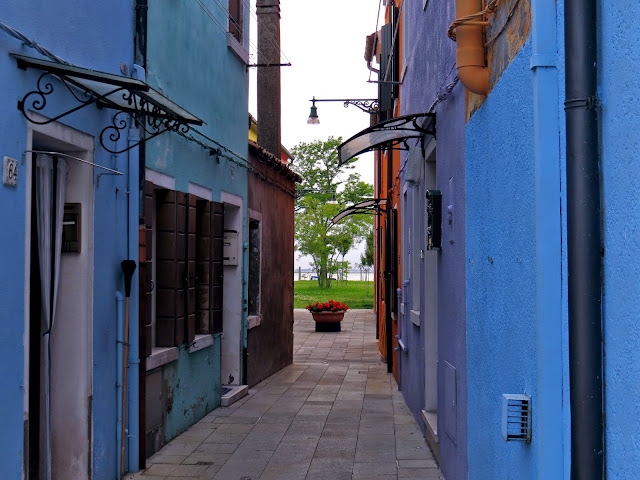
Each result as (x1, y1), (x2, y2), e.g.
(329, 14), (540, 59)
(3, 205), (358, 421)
(18, 72), (56, 123)
(343, 99), (379, 113)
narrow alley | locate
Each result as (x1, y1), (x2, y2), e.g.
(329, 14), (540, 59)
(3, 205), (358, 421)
(129, 310), (440, 480)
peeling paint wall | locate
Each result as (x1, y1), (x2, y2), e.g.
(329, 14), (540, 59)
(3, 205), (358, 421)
(142, 0), (249, 455)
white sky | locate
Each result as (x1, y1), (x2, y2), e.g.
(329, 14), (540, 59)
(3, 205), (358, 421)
(248, 0), (383, 270)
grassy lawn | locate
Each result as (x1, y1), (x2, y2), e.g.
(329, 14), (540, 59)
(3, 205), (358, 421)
(294, 280), (374, 309)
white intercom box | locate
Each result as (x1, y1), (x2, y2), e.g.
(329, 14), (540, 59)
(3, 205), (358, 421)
(223, 230), (238, 265)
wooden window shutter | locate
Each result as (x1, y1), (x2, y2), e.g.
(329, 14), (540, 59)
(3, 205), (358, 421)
(155, 189), (186, 347)
(211, 201), (224, 334)
(379, 23), (392, 119)
(185, 194), (197, 344)
(142, 181), (155, 357)
(195, 200), (212, 334)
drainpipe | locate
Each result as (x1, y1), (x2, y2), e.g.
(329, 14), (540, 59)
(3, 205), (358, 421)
(564, 0), (603, 478)
(530, 0), (563, 476)
(454, 0), (489, 95)
(125, 130), (141, 474)
(133, 0), (147, 470)
(116, 291), (124, 475)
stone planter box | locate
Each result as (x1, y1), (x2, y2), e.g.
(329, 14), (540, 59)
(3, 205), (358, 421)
(311, 311), (345, 332)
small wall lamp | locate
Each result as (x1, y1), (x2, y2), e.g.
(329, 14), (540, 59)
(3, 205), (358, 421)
(307, 96), (379, 125)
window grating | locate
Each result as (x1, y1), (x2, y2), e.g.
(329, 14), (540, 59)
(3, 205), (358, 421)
(502, 394), (532, 442)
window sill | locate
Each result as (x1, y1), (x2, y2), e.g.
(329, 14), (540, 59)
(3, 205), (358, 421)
(247, 314), (262, 330)
(410, 310), (421, 326)
(188, 334), (214, 353)
(146, 346), (179, 371)
(227, 34), (249, 64)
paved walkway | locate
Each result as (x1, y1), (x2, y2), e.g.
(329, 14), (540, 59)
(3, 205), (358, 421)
(130, 309), (440, 480)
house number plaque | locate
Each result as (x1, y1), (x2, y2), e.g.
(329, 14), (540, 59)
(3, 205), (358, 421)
(3, 156), (18, 187)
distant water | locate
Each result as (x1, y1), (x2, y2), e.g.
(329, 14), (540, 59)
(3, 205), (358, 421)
(294, 271), (373, 282)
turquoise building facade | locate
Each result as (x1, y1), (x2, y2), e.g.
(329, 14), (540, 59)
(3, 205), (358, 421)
(139, 0), (250, 460)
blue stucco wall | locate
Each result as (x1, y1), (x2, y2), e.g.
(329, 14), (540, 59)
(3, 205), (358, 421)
(164, 341), (222, 439)
(0, 2), (137, 478)
(400, 1), (468, 478)
(144, 0), (249, 444)
(465, 40), (539, 480)
(599, 2), (640, 478)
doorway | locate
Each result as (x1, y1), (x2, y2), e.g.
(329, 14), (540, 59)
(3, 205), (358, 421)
(221, 192), (243, 386)
(423, 140), (438, 444)
(26, 123), (94, 480)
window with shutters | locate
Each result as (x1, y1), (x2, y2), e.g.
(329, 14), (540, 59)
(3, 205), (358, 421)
(378, 5), (400, 121)
(141, 181), (224, 365)
(229, 0), (243, 43)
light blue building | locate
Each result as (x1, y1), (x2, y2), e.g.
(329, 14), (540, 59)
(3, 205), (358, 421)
(395, 0), (639, 478)
(138, 0), (251, 462)
(0, 1), (204, 478)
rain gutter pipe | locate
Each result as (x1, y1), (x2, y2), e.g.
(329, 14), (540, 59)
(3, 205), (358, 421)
(132, 0), (147, 471)
(530, 0), (564, 476)
(116, 291), (124, 476)
(454, 0), (489, 95)
(125, 131), (141, 476)
(564, 0), (603, 478)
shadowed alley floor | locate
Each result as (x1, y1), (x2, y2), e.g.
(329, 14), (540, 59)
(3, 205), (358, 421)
(129, 309), (441, 480)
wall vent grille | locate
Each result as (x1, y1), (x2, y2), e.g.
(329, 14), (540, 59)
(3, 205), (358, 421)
(501, 394), (531, 442)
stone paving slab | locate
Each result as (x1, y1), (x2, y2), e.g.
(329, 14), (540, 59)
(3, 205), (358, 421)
(127, 309), (442, 480)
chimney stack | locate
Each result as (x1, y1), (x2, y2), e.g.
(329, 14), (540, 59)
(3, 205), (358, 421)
(256, 0), (282, 160)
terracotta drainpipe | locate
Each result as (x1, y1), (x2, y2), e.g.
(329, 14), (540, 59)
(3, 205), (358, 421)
(455, 0), (489, 95)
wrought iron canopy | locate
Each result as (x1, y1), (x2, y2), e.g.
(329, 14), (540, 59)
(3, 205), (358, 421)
(337, 113), (435, 166)
(13, 54), (204, 154)
(331, 198), (387, 224)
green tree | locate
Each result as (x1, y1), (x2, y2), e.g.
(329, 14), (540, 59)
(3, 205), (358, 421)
(360, 229), (374, 295)
(360, 229), (374, 268)
(292, 137), (373, 289)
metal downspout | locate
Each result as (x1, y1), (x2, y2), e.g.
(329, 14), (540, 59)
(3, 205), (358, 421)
(125, 130), (141, 476)
(115, 292), (124, 476)
(530, 0), (564, 477)
(564, 0), (603, 478)
(133, 0), (147, 470)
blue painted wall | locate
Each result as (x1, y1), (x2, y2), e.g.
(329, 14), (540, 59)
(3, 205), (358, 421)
(599, 2), (640, 478)
(144, 0), (249, 444)
(400, 1), (468, 478)
(0, 2), (137, 478)
(465, 40), (539, 479)
(164, 342), (222, 439)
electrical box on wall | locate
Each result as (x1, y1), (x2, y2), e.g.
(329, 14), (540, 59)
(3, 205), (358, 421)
(223, 230), (238, 265)
(62, 203), (81, 253)
(426, 190), (442, 250)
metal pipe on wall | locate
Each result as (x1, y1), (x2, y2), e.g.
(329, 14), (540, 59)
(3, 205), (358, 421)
(564, 0), (603, 477)
(530, 0), (564, 475)
(454, 0), (489, 95)
(115, 292), (124, 476)
(134, 0), (148, 470)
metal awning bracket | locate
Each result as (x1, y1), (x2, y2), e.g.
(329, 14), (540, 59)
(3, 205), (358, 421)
(13, 54), (203, 155)
(337, 112), (436, 165)
(332, 198), (388, 224)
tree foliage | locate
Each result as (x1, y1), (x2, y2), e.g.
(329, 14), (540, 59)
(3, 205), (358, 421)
(360, 229), (374, 268)
(291, 137), (373, 289)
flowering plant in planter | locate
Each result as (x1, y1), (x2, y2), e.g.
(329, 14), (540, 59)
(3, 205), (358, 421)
(305, 300), (349, 313)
